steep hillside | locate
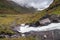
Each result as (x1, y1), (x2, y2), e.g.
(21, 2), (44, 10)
(0, 0), (36, 14)
(47, 0), (60, 14)
(0, 0), (46, 24)
(0, 0), (60, 36)
(0, 0), (60, 40)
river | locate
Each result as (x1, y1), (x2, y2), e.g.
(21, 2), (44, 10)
(15, 23), (60, 33)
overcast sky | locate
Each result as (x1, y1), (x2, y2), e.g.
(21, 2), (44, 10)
(9, 0), (53, 11)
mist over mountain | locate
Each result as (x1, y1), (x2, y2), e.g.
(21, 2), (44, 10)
(8, 0), (53, 11)
(0, 0), (60, 39)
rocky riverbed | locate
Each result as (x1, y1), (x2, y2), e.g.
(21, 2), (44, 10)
(0, 14), (60, 39)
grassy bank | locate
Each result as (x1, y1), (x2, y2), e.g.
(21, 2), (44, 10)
(0, 0), (60, 40)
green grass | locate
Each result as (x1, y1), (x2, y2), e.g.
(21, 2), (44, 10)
(51, 6), (60, 14)
(0, 37), (35, 40)
(0, 0), (60, 40)
(47, 0), (60, 15)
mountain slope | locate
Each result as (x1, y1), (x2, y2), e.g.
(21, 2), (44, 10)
(0, 0), (60, 34)
(0, 0), (60, 26)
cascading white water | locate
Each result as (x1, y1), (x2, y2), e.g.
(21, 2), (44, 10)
(15, 23), (60, 33)
(7, 0), (60, 34)
(8, 0), (54, 11)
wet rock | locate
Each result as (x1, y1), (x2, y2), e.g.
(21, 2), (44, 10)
(34, 21), (40, 26)
(0, 34), (10, 38)
(4, 35), (10, 38)
(22, 29), (60, 40)
(0, 35), (5, 38)
(11, 25), (21, 33)
(10, 34), (21, 38)
(38, 14), (60, 26)
(29, 23), (36, 27)
(23, 32), (31, 37)
(49, 15), (60, 23)
(0, 33), (21, 38)
(39, 18), (51, 26)
(29, 21), (40, 27)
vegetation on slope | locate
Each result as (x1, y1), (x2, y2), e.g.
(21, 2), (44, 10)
(0, 0), (46, 36)
(0, 36), (36, 40)
(47, 0), (60, 14)
(0, 0), (60, 40)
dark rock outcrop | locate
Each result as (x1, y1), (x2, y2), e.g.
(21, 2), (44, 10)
(49, 15), (60, 23)
(29, 21), (40, 27)
(39, 18), (51, 26)
(23, 29), (60, 40)
(8, 14), (60, 39)
(35, 14), (60, 26)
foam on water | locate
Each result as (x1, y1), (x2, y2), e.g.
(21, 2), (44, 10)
(8, 0), (54, 11)
(16, 23), (60, 33)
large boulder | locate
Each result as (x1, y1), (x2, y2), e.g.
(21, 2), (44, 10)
(39, 18), (51, 26)
(39, 14), (60, 26)
(49, 15), (60, 23)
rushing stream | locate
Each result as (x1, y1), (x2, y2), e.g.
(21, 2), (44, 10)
(8, 0), (54, 11)
(14, 23), (60, 33)
(7, 0), (60, 35)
